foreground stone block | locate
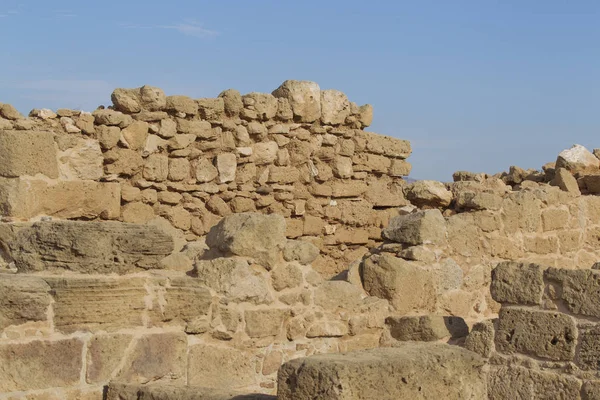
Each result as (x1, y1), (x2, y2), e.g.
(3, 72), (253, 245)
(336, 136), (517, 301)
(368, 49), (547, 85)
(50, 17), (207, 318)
(385, 315), (468, 342)
(495, 307), (577, 361)
(106, 382), (275, 400)
(272, 80), (321, 123)
(278, 343), (486, 399)
(545, 268), (600, 318)
(0, 338), (84, 392)
(206, 213), (286, 269)
(490, 261), (545, 305)
(0, 274), (51, 329)
(382, 209), (447, 246)
(488, 365), (582, 400)
(0, 220), (174, 273)
(0, 130), (59, 178)
(0, 178), (120, 219)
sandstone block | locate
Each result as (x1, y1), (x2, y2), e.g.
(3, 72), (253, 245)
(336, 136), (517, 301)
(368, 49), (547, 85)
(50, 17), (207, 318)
(245, 308), (287, 338)
(122, 201), (155, 223)
(194, 257), (272, 304)
(0, 338), (84, 392)
(111, 88), (142, 113)
(0, 220), (173, 274)
(168, 157), (190, 181)
(219, 89), (244, 116)
(121, 120), (149, 150)
(0, 130), (59, 178)
(464, 320), (495, 358)
(106, 382), (274, 400)
(195, 158), (219, 183)
(93, 109), (131, 126)
(541, 207), (570, 231)
(364, 132), (411, 158)
(57, 137), (103, 180)
(271, 262), (303, 291)
(583, 381), (600, 400)
(406, 180), (452, 208)
(104, 148), (144, 176)
(188, 344), (257, 389)
(383, 209), (447, 245)
(545, 268), (600, 318)
(205, 213), (286, 269)
(252, 141), (278, 165)
(197, 97), (225, 120)
(282, 240), (319, 265)
(385, 315), (468, 342)
(243, 92), (278, 120)
(216, 153), (237, 183)
(576, 325), (600, 371)
(0, 178), (120, 220)
(306, 320), (348, 338)
(272, 80), (321, 123)
(0, 103), (23, 120)
(0, 274), (51, 330)
(313, 281), (364, 311)
(556, 144), (600, 176)
(488, 365), (582, 400)
(144, 154), (169, 181)
(455, 191), (503, 211)
(278, 343), (486, 400)
(550, 167), (581, 195)
(166, 95), (198, 115)
(86, 333), (133, 383)
(320, 89), (351, 125)
(495, 307), (576, 361)
(490, 261), (544, 305)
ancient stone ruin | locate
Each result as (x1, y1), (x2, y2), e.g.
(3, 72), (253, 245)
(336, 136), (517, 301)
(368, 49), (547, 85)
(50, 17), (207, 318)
(1, 80), (600, 399)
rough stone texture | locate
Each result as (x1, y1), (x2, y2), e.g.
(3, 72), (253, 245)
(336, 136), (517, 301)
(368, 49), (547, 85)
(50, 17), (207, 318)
(464, 320), (495, 358)
(551, 167), (581, 195)
(576, 326), (600, 371)
(385, 315), (469, 342)
(488, 365), (582, 400)
(188, 345), (258, 389)
(405, 180), (453, 208)
(86, 333), (133, 383)
(206, 213), (286, 269)
(106, 382), (275, 400)
(490, 261), (545, 305)
(278, 344), (487, 400)
(282, 240), (320, 265)
(272, 80), (321, 123)
(0, 274), (51, 330)
(244, 308), (287, 338)
(556, 144), (600, 176)
(0, 338), (84, 392)
(382, 209), (447, 245)
(0, 178), (121, 220)
(0, 130), (59, 178)
(0, 221), (174, 273)
(495, 307), (577, 361)
(545, 268), (600, 318)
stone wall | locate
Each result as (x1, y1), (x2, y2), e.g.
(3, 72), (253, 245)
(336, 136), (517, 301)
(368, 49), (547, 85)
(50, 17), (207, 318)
(0, 80), (411, 278)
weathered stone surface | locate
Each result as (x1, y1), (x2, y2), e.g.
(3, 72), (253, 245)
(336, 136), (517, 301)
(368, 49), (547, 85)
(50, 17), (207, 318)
(362, 254), (436, 313)
(278, 343), (487, 400)
(550, 167), (581, 195)
(282, 240), (319, 265)
(321, 89), (351, 125)
(545, 268), (600, 318)
(576, 326), (600, 371)
(194, 257), (272, 304)
(104, 148), (144, 176)
(106, 382), (275, 400)
(0, 274), (51, 329)
(56, 137), (103, 180)
(122, 120), (149, 150)
(206, 213), (286, 269)
(111, 88), (142, 113)
(495, 307), (577, 361)
(406, 180), (452, 208)
(122, 201), (155, 223)
(364, 132), (411, 159)
(306, 320), (348, 338)
(219, 89), (244, 117)
(272, 80), (321, 123)
(216, 153), (237, 183)
(252, 141), (278, 165)
(0, 103), (23, 120)
(583, 381), (600, 400)
(313, 281), (364, 311)
(245, 308), (287, 338)
(144, 153), (169, 181)
(166, 95), (198, 115)
(0, 178), (121, 220)
(464, 320), (495, 358)
(188, 344), (257, 389)
(117, 332), (187, 384)
(0, 221), (173, 273)
(271, 262), (303, 291)
(195, 158), (219, 183)
(0, 130), (59, 178)
(488, 365), (582, 400)
(86, 333), (133, 383)
(556, 144), (600, 176)
(385, 315), (468, 342)
(0, 338), (84, 392)
(491, 262), (545, 305)
(383, 209), (447, 245)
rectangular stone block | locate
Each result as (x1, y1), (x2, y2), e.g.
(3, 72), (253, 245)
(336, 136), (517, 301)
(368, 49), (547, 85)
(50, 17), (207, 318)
(157, 277), (213, 325)
(0, 177), (120, 219)
(86, 333), (133, 384)
(545, 268), (600, 318)
(488, 365), (582, 400)
(188, 344), (258, 389)
(0, 130), (59, 178)
(0, 338), (83, 392)
(495, 307), (576, 361)
(0, 220), (174, 274)
(363, 132), (411, 159)
(106, 382), (276, 400)
(0, 274), (51, 330)
(490, 261), (544, 305)
(46, 276), (148, 333)
(278, 343), (486, 399)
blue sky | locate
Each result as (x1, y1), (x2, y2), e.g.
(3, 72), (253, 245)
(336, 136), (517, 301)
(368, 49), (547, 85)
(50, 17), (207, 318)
(1, 1), (599, 181)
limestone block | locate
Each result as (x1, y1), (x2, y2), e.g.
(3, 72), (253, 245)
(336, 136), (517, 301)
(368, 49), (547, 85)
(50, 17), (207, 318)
(306, 320), (348, 338)
(272, 80), (321, 123)
(0, 130), (59, 178)
(406, 180), (452, 208)
(111, 88), (142, 113)
(104, 148), (144, 176)
(0, 220), (173, 274)
(219, 88), (244, 117)
(188, 344), (257, 389)
(278, 344), (487, 400)
(106, 382), (274, 400)
(168, 157), (190, 181)
(243, 92), (278, 120)
(455, 191), (503, 211)
(0, 103), (23, 120)
(117, 332), (187, 384)
(464, 320), (495, 358)
(197, 97), (225, 120)
(320, 89), (351, 125)
(57, 137), (103, 180)
(332, 156), (353, 178)
(206, 195), (232, 216)
(93, 109), (131, 127)
(283, 240), (319, 265)
(271, 262), (303, 291)
(0, 178), (120, 220)
(385, 315), (468, 342)
(491, 261), (545, 305)
(194, 257), (273, 304)
(194, 158), (218, 183)
(330, 180), (368, 197)
(583, 381), (600, 400)
(313, 281), (364, 311)
(576, 325), (600, 371)
(545, 268), (600, 318)
(252, 141), (278, 165)
(446, 213), (482, 257)
(495, 307), (576, 361)
(383, 209), (447, 245)
(216, 153), (237, 183)
(86, 333), (133, 383)
(143, 153), (169, 181)
(541, 207), (570, 231)
(245, 308), (288, 338)
(488, 365), (582, 400)
(556, 144), (600, 176)
(160, 277), (212, 324)
(122, 201), (155, 223)
(364, 178), (407, 207)
(358, 104), (373, 127)
(550, 167), (581, 195)
(0, 338), (84, 392)
(364, 132), (411, 159)
(0, 274), (51, 330)
(362, 254), (436, 313)
(121, 120), (149, 150)
(166, 95), (198, 115)
(268, 166), (300, 184)
(205, 213), (286, 269)
(501, 191), (542, 233)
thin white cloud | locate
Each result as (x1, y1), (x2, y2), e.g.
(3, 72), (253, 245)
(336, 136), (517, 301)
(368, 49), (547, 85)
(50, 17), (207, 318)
(121, 20), (218, 38)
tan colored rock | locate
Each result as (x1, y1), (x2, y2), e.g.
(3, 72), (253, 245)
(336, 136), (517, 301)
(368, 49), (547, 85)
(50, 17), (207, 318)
(197, 97), (225, 120)
(464, 320), (495, 358)
(0, 103), (23, 120)
(0, 338), (84, 392)
(406, 180), (452, 208)
(306, 320), (348, 338)
(0, 274), (51, 330)
(0, 178), (121, 220)
(332, 156), (353, 178)
(96, 125), (121, 150)
(195, 257), (272, 304)
(283, 240), (320, 265)
(122, 201), (155, 223)
(358, 104), (373, 127)
(143, 154), (169, 181)
(219, 89), (244, 116)
(243, 92), (278, 120)
(167, 205), (192, 230)
(111, 88), (142, 113)
(252, 141), (278, 165)
(278, 343), (487, 400)
(245, 308), (287, 338)
(216, 153), (237, 183)
(495, 307), (576, 361)
(550, 167), (581, 195)
(364, 132), (411, 158)
(188, 344), (257, 389)
(140, 85), (167, 111)
(272, 80), (321, 122)
(556, 144), (600, 176)
(314, 281), (364, 311)
(93, 109), (131, 127)
(491, 262), (544, 305)
(389, 159), (412, 176)
(206, 195), (231, 216)
(121, 120), (149, 150)
(206, 213), (286, 269)
(86, 334), (133, 383)
(271, 262), (304, 291)
(0, 221), (173, 274)
(168, 158), (190, 181)
(194, 158), (218, 183)
(0, 130), (59, 178)
(488, 365), (582, 400)
(385, 315), (468, 342)
(545, 268), (600, 318)
(383, 209), (447, 245)
(320, 89), (351, 125)
(166, 95), (197, 115)
(57, 137), (103, 180)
